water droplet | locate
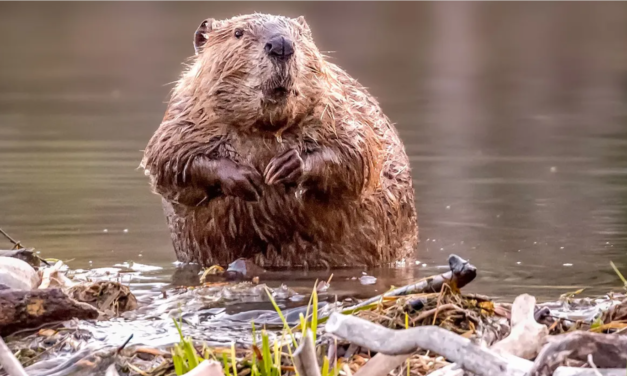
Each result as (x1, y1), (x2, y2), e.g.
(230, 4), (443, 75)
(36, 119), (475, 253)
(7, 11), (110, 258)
(103, 229), (108, 233)
(563, 263), (573, 267)
(123, 229), (129, 233)
(446, 205), (451, 209)
(517, 262), (521, 265)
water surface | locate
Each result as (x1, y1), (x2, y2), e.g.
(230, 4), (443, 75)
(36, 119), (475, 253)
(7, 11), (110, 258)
(1, 2), (627, 302)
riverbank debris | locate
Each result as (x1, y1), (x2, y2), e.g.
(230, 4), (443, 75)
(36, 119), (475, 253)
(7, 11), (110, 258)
(2, 251), (627, 376)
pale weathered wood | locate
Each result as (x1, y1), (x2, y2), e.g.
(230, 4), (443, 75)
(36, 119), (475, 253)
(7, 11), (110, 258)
(0, 336), (28, 376)
(491, 294), (548, 359)
(325, 313), (529, 376)
(529, 331), (627, 376)
(293, 329), (322, 376)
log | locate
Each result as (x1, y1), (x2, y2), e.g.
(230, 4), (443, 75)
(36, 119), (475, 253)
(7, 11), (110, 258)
(325, 313), (530, 376)
(325, 313), (623, 376)
(343, 254), (476, 313)
(0, 288), (99, 336)
(553, 369), (627, 376)
(529, 331), (627, 376)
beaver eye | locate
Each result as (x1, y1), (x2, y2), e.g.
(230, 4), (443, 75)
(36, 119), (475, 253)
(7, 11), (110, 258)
(234, 29), (244, 39)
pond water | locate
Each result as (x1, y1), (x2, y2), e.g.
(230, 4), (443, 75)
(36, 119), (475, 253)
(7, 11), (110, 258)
(1, 2), (627, 303)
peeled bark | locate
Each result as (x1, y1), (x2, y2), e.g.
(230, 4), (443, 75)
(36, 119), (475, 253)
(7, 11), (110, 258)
(0, 288), (99, 335)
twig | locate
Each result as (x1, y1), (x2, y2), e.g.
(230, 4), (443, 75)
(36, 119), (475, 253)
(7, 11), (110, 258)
(352, 353), (407, 376)
(587, 354), (603, 376)
(293, 329), (321, 376)
(0, 228), (22, 250)
(411, 304), (465, 325)
(343, 254), (476, 313)
(0, 336), (28, 376)
(117, 334), (134, 353)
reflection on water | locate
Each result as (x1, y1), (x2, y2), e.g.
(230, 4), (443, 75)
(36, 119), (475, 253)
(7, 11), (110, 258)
(1, 2), (627, 301)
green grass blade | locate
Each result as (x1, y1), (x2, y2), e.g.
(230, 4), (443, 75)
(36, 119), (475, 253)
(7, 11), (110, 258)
(262, 330), (272, 376)
(321, 356), (330, 376)
(231, 342), (238, 376)
(312, 288), (318, 344)
(172, 349), (185, 376)
(223, 352), (232, 376)
(299, 313), (307, 335)
(611, 261), (627, 287)
(264, 286), (297, 347)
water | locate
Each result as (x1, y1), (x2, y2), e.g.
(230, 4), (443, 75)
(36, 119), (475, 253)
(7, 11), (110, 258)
(1, 2), (627, 302)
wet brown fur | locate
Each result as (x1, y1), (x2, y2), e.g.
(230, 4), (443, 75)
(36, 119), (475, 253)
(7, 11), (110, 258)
(141, 13), (418, 268)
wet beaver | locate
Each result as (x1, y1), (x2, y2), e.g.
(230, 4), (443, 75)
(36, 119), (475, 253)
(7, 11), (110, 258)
(141, 13), (418, 268)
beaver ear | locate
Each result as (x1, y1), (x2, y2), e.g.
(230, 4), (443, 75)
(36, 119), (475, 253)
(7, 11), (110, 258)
(194, 18), (214, 55)
(294, 16), (311, 34)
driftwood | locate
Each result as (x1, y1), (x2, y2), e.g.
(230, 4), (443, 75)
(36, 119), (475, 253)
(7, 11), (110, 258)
(325, 312), (530, 376)
(0, 288), (99, 335)
(293, 329), (322, 376)
(344, 254), (476, 312)
(326, 313), (624, 376)
(0, 336), (27, 376)
(352, 353), (408, 376)
(0, 257), (40, 290)
(184, 360), (226, 376)
(491, 294), (549, 359)
(0, 248), (39, 269)
(529, 331), (627, 376)
(553, 369), (627, 376)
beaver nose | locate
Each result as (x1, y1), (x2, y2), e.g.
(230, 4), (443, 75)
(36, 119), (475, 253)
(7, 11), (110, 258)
(264, 35), (294, 60)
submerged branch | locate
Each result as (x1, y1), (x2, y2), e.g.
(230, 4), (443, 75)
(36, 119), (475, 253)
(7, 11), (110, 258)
(342, 254), (476, 313)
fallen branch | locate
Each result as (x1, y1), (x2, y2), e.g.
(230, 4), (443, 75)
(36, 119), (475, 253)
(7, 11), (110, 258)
(491, 294), (548, 359)
(553, 369), (627, 376)
(325, 313), (529, 376)
(0, 228), (22, 250)
(293, 329), (321, 376)
(0, 336), (27, 376)
(352, 353), (407, 376)
(343, 255), (476, 313)
(0, 288), (99, 335)
(529, 331), (627, 376)
(0, 248), (40, 268)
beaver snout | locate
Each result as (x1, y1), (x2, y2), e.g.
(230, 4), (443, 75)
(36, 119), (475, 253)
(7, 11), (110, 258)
(264, 35), (294, 61)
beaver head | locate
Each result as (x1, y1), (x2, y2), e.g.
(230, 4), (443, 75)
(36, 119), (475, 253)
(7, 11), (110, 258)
(181, 14), (326, 132)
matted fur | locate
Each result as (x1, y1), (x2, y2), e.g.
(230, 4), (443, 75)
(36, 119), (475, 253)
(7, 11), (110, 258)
(141, 13), (418, 268)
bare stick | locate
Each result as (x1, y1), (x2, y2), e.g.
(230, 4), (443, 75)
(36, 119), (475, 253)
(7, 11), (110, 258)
(325, 313), (529, 376)
(0, 229), (22, 250)
(293, 329), (321, 376)
(352, 353), (408, 376)
(0, 336), (28, 376)
(553, 369), (627, 376)
(343, 254), (476, 313)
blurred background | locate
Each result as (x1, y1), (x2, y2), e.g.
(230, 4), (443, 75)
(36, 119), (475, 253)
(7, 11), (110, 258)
(1, 2), (626, 300)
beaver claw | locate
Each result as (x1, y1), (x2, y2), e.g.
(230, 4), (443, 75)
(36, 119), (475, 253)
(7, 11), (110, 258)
(217, 161), (264, 201)
(264, 149), (304, 185)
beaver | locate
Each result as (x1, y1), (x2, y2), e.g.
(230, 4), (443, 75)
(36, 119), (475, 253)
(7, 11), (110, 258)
(141, 13), (418, 268)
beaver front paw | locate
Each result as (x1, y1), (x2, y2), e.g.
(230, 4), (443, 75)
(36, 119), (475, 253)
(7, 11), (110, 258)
(264, 149), (304, 185)
(216, 160), (264, 202)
